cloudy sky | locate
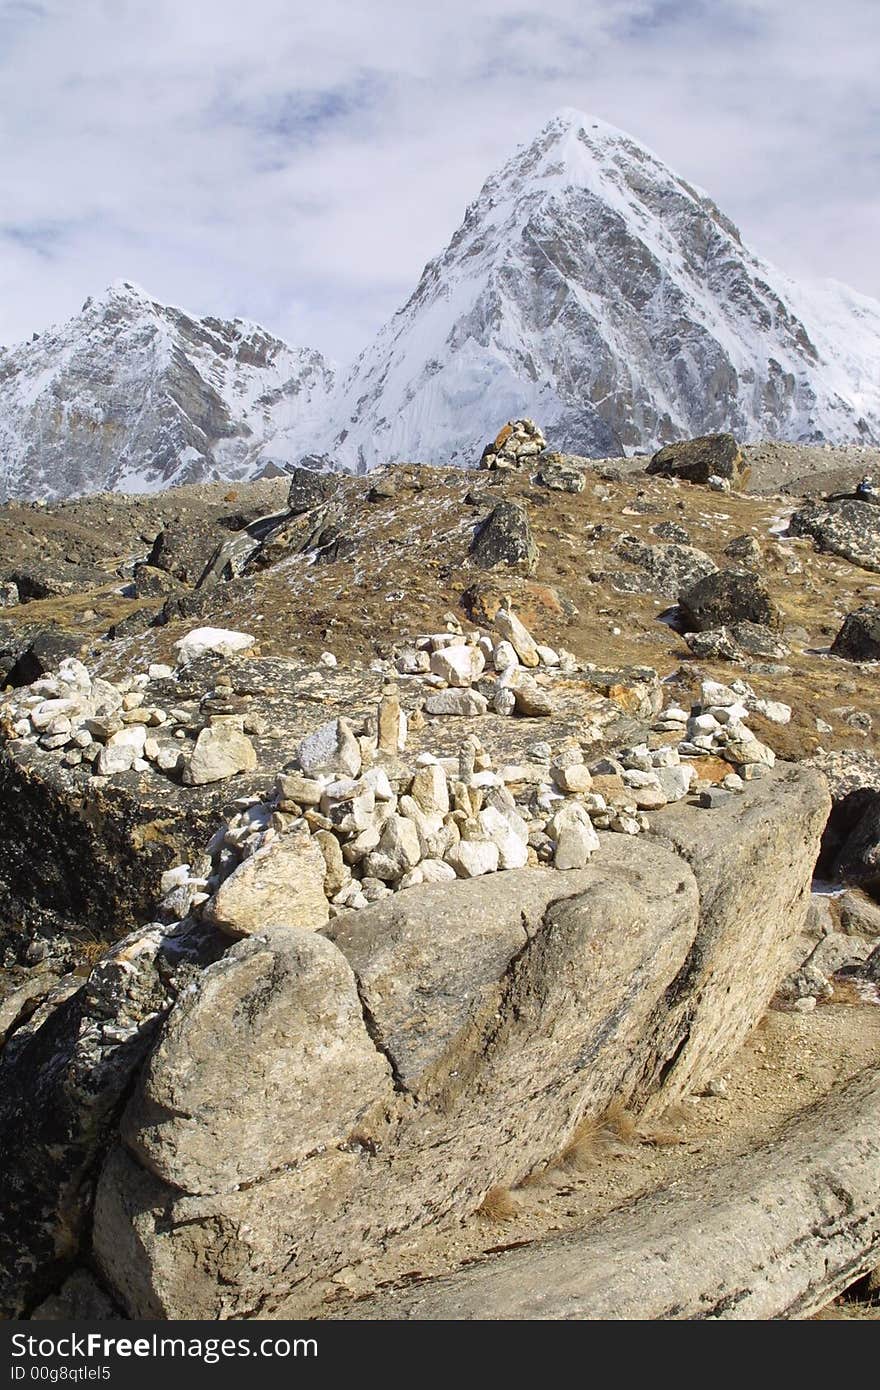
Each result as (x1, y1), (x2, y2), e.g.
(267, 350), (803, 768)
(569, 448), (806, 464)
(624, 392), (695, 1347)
(1, 0), (877, 362)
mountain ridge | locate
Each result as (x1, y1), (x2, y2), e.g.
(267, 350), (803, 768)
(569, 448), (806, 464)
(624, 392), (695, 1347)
(2, 109), (879, 499)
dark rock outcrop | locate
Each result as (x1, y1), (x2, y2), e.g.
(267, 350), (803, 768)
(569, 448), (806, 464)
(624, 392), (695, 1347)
(287, 465), (337, 515)
(0, 626), (84, 688)
(0, 919), (222, 1317)
(471, 502), (538, 573)
(647, 433), (748, 488)
(789, 496), (880, 573)
(3, 563), (108, 602)
(678, 568), (783, 633)
(145, 521), (228, 587)
(831, 604), (880, 661)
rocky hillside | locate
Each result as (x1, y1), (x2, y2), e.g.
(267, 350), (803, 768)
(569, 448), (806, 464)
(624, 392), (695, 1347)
(306, 109), (880, 471)
(1, 427), (879, 1320)
(0, 281), (334, 502)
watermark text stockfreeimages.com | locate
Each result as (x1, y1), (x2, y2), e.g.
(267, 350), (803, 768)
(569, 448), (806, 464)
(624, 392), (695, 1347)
(10, 1333), (317, 1370)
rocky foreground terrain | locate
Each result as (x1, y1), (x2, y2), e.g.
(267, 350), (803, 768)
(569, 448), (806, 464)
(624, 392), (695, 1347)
(1, 427), (880, 1320)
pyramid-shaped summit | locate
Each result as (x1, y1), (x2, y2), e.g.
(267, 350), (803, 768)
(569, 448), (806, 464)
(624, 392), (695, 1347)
(299, 107), (880, 471)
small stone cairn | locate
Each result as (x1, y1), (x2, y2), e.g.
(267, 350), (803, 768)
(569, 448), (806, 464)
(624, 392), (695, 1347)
(479, 418), (547, 471)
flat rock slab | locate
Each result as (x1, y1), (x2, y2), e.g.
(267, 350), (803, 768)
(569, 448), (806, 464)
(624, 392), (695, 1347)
(341, 1067), (880, 1321)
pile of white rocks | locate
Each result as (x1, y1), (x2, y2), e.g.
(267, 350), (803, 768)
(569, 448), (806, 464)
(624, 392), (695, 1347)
(479, 418), (547, 471)
(155, 666), (785, 934)
(395, 607), (573, 719)
(1, 613), (793, 937)
(0, 629), (263, 786)
(154, 691), (668, 934)
(652, 677), (789, 791)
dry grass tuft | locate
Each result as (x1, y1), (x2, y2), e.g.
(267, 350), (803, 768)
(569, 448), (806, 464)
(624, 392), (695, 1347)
(603, 1099), (639, 1143)
(553, 1096), (690, 1173)
(557, 1104), (636, 1173)
(558, 1126), (612, 1173)
(813, 1300), (880, 1320)
(476, 1185), (519, 1222)
(77, 939), (110, 968)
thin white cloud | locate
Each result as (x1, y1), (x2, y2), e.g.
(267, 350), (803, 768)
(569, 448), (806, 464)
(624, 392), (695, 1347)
(0, 0), (877, 361)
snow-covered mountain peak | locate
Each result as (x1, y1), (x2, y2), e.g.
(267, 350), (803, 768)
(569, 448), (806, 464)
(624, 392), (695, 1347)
(303, 110), (880, 473)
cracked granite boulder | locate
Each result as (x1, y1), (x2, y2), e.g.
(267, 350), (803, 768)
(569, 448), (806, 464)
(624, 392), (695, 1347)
(121, 928), (391, 1195)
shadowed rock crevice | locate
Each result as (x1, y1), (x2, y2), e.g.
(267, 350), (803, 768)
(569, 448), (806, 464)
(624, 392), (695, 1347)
(351, 977), (411, 1096)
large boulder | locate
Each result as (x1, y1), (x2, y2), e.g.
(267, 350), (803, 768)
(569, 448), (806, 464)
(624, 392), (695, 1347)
(183, 723), (257, 786)
(678, 568), (783, 633)
(471, 502), (538, 573)
(788, 496), (880, 573)
(173, 626), (255, 665)
(646, 433), (748, 488)
(820, 787), (880, 887)
(3, 561), (107, 601)
(196, 532), (262, 590)
(830, 604), (880, 661)
(684, 622), (790, 662)
(89, 771), (825, 1317)
(121, 927), (392, 1195)
(93, 847), (698, 1316)
(324, 869), (594, 1092)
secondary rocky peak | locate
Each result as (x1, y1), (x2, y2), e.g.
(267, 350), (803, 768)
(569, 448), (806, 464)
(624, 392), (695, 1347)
(0, 285), (335, 503)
